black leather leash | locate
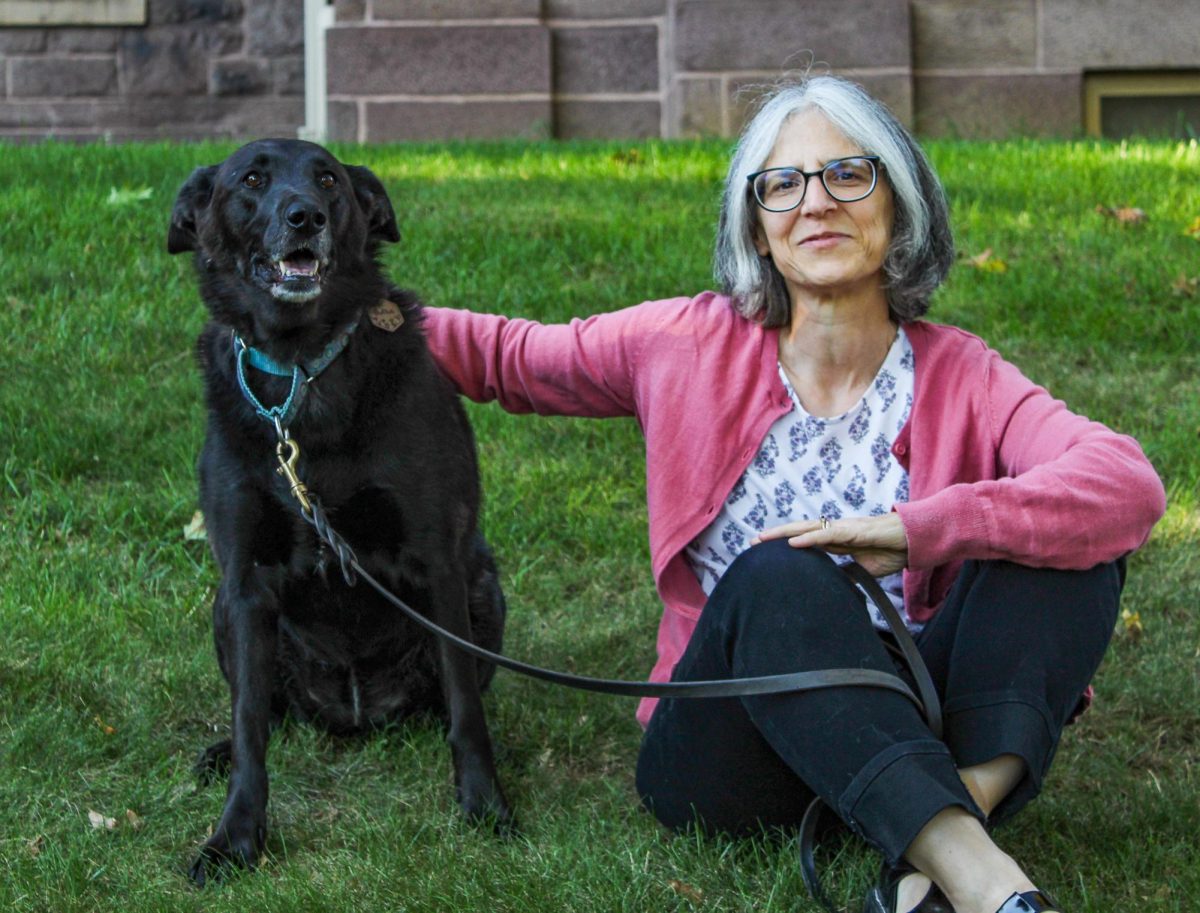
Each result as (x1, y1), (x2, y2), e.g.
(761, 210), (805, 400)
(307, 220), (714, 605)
(276, 433), (942, 912)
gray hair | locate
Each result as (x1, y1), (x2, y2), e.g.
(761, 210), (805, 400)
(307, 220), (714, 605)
(714, 76), (954, 326)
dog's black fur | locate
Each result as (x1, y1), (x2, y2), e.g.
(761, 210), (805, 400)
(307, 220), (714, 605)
(168, 139), (511, 885)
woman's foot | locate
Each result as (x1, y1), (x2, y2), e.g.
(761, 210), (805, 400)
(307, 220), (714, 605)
(993, 891), (1060, 913)
(864, 861), (954, 913)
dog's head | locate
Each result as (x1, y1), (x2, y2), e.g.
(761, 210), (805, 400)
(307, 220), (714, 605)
(168, 139), (399, 325)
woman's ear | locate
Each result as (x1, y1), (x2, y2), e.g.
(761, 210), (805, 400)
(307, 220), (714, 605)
(752, 223), (770, 258)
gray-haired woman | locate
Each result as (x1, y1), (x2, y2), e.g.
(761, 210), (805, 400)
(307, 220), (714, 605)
(424, 75), (1164, 913)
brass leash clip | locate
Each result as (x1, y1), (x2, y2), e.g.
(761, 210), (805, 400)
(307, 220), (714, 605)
(276, 438), (313, 515)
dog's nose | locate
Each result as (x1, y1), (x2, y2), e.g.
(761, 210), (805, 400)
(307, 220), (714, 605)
(285, 203), (327, 233)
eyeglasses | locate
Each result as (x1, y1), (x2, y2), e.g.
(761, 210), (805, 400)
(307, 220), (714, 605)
(746, 156), (882, 212)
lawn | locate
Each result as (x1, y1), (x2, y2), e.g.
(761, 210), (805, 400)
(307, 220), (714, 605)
(0, 136), (1197, 913)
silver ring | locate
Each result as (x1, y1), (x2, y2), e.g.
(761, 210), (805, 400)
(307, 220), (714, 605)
(819, 515), (830, 531)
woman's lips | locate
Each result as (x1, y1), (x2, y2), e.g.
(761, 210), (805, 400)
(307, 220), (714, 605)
(800, 232), (849, 248)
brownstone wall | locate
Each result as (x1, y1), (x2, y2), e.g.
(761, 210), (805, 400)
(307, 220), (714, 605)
(1, 0), (1197, 143)
(326, 0), (667, 142)
(0, 0), (305, 142)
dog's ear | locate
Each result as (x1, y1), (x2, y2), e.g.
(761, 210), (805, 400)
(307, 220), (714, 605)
(345, 165), (401, 245)
(167, 165), (218, 255)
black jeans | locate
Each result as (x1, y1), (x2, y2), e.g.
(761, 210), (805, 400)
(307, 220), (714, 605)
(635, 540), (1124, 863)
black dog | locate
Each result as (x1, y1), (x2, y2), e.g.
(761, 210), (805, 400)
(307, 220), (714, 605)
(168, 139), (512, 884)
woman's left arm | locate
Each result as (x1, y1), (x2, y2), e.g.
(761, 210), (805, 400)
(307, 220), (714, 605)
(897, 350), (1166, 571)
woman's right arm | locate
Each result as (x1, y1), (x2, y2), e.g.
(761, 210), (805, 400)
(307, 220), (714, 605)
(423, 304), (657, 418)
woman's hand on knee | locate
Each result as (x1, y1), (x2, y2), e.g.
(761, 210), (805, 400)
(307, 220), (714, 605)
(752, 513), (909, 578)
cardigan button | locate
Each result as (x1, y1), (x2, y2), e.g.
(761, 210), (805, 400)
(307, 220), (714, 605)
(894, 443), (907, 456)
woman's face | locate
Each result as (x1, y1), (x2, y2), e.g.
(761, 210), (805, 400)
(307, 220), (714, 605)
(753, 108), (895, 305)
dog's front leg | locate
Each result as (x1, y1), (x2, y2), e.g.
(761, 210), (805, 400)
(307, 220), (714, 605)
(190, 577), (278, 885)
(432, 571), (513, 830)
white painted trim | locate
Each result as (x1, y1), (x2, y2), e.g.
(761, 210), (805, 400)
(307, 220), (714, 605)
(300, 0), (336, 142)
(0, 0), (145, 25)
(330, 93), (553, 103)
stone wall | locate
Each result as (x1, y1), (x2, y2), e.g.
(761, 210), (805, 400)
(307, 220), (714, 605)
(1, 0), (1197, 143)
(0, 0), (305, 142)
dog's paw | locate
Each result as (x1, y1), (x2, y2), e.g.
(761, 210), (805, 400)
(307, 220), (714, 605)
(458, 778), (517, 837)
(193, 739), (232, 785)
(187, 821), (265, 888)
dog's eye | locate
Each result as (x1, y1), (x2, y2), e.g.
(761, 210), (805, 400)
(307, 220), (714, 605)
(318, 172), (337, 189)
(243, 171), (264, 189)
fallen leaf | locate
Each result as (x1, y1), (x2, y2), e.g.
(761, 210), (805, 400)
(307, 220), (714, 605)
(27, 835), (45, 857)
(88, 810), (118, 831)
(1121, 608), (1144, 640)
(1185, 216), (1200, 240)
(965, 248), (1009, 273)
(106, 185), (154, 206)
(669, 880), (704, 903)
(94, 715), (116, 736)
(1095, 204), (1147, 224)
(183, 511), (207, 541)
(125, 809), (145, 830)
(1170, 275), (1199, 297)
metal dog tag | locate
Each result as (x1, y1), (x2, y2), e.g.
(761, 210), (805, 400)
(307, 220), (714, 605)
(369, 299), (405, 332)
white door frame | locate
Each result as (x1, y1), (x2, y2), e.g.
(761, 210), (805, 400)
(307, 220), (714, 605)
(299, 0), (336, 142)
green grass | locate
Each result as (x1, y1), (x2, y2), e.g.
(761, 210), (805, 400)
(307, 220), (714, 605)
(1, 136), (1198, 912)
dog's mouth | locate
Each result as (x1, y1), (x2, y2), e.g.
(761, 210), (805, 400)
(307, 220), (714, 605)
(257, 248), (327, 302)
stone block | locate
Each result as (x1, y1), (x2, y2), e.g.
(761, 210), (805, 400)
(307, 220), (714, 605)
(92, 95), (303, 136)
(912, 0), (1035, 69)
(244, 0), (303, 56)
(148, 0), (244, 25)
(1042, 0), (1200, 68)
(675, 0), (910, 72)
(675, 75), (723, 136)
(544, 0), (666, 17)
(0, 29), (47, 53)
(554, 99), (660, 138)
(843, 72), (914, 128)
(363, 99), (552, 140)
(272, 56), (305, 95)
(327, 25), (550, 95)
(553, 25), (658, 94)
(47, 29), (122, 52)
(372, 0), (540, 19)
(327, 100), (359, 141)
(211, 57), (271, 96)
(119, 25), (242, 96)
(915, 73), (1082, 139)
(10, 57), (118, 97)
(334, 0), (365, 22)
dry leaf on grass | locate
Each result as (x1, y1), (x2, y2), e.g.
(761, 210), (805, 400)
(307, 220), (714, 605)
(183, 510), (207, 541)
(88, 810), (118, 831)
(1120, 608), (1144, 640)
(125, 809), (145, 830)
(94, 715), (116, 736)
(1170, 275), (1199, 297)
(1185, 216), (1200, 240)
(669, 880), (705, 904)
(27, 835), (45, 857)
(964, 248), (1009, 273)
(1095, 205), (1148, 224)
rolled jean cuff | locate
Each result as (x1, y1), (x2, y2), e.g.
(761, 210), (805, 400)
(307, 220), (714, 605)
(942, 691), (1057, 824)
(837, 739), (983, 864)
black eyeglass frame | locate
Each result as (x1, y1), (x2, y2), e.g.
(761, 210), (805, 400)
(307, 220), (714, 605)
(746, 155), (883, 212)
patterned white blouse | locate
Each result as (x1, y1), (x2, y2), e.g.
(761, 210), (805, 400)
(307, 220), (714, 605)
(684, 327), (917, 630)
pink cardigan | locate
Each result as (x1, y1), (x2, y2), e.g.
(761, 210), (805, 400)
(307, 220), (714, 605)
(423, 293), (1166, 727)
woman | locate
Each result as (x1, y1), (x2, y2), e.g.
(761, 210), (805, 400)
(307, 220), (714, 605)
(422, 76), (1165, 913)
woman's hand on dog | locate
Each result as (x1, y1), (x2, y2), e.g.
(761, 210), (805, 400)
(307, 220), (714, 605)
(752, 512), (909, 578)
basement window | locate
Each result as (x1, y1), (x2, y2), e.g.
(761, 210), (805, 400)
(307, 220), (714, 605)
(1085, 72), (1200, 140)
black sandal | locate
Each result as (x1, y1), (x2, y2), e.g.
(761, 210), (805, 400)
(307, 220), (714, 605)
(862, 860), (954, 913)
(993, 891), (1060, 913)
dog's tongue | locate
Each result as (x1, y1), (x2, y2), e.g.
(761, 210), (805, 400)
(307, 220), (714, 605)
(279, 254), (318, 278)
